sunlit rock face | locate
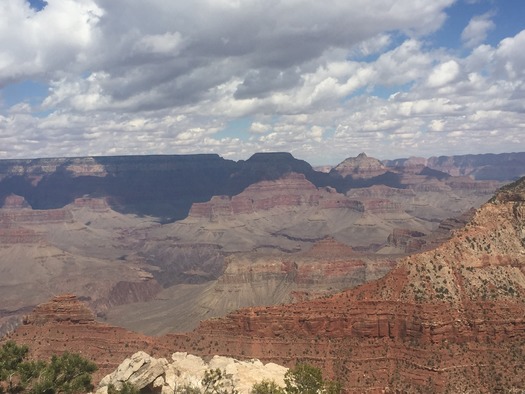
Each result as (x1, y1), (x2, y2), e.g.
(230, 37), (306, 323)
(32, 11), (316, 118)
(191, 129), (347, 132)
(4, 178), (525, 392)
(180, 177), (525, 393)
(96, 351), (288, 394)
(330, 152), (388, 179)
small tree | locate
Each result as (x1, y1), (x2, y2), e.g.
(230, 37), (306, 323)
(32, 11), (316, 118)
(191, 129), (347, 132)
(251, 379), (284, 394)
(28, 352), (97, 394)
(283, 363), (341, 394)
(0, 342), (97, 394)
(0, 341), (29, 377)
(322, 380), (342, 394)
(0, 341), (33, 393)
(175, 385), (202, 394)
(284, 363), (323, 394)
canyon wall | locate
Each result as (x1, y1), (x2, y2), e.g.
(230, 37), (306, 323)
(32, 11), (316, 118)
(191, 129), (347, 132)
(5, 177), (525, 392)
(172, 176), (525, 393)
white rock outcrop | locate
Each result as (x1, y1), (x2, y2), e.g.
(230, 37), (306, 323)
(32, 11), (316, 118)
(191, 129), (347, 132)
(96, 351), (169, 393)
(96, 351), (288, 394)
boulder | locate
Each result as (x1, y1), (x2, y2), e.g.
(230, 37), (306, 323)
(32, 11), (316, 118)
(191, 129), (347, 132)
(97, 351), (168, 393)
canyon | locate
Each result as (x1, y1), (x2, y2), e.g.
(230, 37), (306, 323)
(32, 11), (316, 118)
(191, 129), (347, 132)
(0, 151), (516, 338)
(3, 175), (525, 392)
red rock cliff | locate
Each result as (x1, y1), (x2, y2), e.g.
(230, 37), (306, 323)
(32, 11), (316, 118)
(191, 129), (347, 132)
(189, 173), (363, 220)
(5, 179), (525, 393)
(177, 177), (525, 393)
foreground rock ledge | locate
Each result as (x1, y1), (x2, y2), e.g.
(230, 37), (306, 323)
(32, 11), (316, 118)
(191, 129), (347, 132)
(96, 351), (287, 394)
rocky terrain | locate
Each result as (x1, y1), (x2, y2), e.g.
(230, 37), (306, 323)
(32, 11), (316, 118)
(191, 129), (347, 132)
(3, 294), (175, 382)
(0, 151), (521, 338)
(96, 351), (287, 394)
(104, 238), (397, 334)
(384, 151), (525, 181)
(171, 175), (525, 393)
(0, 195), (161, 336)
(3, 176), (525, 392)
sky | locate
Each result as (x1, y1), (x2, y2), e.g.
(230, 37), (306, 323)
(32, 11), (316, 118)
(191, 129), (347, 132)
(0, 0), (524, 165)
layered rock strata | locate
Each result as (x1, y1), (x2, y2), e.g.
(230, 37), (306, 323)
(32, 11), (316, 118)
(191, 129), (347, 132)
(7, 175), (525, 394)
(5, 295), (172, 382)
(173, 177), (525, 393)
(188, 173), (363, 220)
(330, 153), (388, 179)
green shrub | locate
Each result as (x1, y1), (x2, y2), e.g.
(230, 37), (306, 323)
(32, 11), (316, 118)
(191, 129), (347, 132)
(108, 382), (140, 394)
(251, 379), (284, 394)
(283, 363), (341, 394)
(0, 341), (97, 394)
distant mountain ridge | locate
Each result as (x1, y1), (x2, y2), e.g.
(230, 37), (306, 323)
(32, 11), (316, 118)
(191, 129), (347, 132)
(1, 151), (523, 221)
(0, 152), (323, 220)
(383, 151), (525, 181)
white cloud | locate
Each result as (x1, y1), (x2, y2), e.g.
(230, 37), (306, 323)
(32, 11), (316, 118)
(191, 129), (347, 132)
(249, 122), (270, 134)
(426, 60), (461, 88)
(461, 13), (495, 48)
(134, 32), (185, 55)
(0, 0), (103, 84)
(495, 30), (525, 79)
(354, 34), (392, 57)
(1, 0), (525, 164)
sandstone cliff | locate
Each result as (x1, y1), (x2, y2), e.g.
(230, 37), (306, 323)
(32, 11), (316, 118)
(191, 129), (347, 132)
(330, 152), (388, 179)
(4, 295), (172, 382)
(5, 178), (525, 392)
(0, 151), (513, 221)
(0, 198), (163, 335)
(103, 238), (397, 335)
(0, 153), (324, 220)
(6, 173), (525, 393)
(174, 176), (525, 393)
(385, 151), (525, 181)
(0, 152), (516, 348)
(188, 173), (363, 220)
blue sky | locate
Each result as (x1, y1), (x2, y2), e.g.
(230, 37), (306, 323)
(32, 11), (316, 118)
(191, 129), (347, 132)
(1, 0), (524, 164)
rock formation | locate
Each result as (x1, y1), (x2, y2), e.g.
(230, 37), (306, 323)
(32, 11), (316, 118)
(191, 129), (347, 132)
(104, 239), (398, 335)
(96, 351), (287, 394)
(0, 153), (324, 220)
(2, 194), (31, 209)
(5, 174), (525, 394)
(172, 176), (525, 393)
(330, 152), (388, 179)
(0, 151), (517, 345)
(0, 151), (515, 221)
(188, 173), (363, 220)
(97, 351), (170, 394)
(0, 198), (163, 336)
(384, 151), (525, 181)
(23, 294), (95, 325)
(4, 295), (173, 382)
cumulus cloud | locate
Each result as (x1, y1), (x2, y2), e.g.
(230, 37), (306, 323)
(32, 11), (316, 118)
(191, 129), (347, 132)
(426, 60), (461, 88)
(1, 0), (525, 164)
(0, 0), (103, 85)
(249, 122), (270, 134)
(461, 13), (495, 48)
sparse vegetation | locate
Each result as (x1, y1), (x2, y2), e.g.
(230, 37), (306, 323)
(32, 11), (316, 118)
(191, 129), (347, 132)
(251, 379), (284, 394)
(0, 341), (97, 394)
(108, 382), (140, 394)
(283, 363), (341, 394)
(201, 368), (238, 394)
